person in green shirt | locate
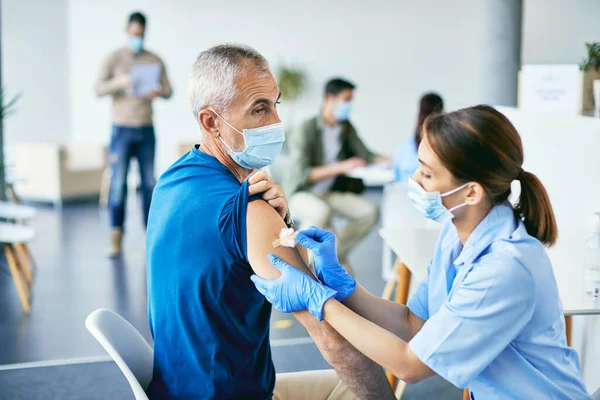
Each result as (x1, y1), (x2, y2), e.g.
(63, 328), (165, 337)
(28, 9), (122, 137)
(284, 78), (388, 271)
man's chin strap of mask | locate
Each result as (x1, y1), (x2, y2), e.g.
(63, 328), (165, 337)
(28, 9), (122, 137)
(211, 110), (244, 153)
(210, 109), (286, 170)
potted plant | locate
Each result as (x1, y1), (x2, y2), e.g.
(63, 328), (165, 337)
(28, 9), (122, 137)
(277, 65), (306, 131)
(579, 42), (600, 111)
(0, 88), (21, 200)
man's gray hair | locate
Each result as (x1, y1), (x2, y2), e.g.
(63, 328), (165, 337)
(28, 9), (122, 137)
(189, 44), (271, 118)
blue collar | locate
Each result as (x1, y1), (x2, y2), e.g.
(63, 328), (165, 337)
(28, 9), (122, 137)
(449, 202), (518, 267)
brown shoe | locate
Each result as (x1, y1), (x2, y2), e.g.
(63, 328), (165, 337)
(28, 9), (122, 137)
(107, 228), (123, 258)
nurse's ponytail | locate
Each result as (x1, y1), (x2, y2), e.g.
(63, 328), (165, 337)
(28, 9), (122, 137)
(424, 105), (558, 246)
(515, 169), (558, 246)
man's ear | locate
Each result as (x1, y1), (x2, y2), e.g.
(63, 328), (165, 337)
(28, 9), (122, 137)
(465, 182), (486, 206)
(198, 110), (220, 139)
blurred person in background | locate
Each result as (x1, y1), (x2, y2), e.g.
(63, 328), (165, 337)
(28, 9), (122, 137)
(392, 93), (443, 182)
(96, 11), (173, 257)
(285, 78), (388, 272)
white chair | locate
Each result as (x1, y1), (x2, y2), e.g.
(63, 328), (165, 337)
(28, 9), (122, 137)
(1, 222), (35, 312)
(0, 201), (37, 220)
(85, 309), (153, 400)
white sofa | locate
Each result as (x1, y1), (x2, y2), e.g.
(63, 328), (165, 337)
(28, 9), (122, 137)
(12, 143), (108, 204)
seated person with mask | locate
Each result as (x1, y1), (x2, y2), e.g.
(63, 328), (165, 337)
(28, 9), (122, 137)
(285, 79), (388, 272)
(145, 45), (395, 400)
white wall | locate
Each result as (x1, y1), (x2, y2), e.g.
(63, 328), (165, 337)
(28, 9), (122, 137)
(2, 0), (69, 144)
(68, 0), (492, 174)
(522, 0), (600, 64)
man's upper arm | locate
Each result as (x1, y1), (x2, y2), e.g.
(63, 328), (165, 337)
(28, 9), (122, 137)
(246, 200), (313, 280)
(287, 124), (313, 190)
(159, 59), (173, 99)
(348, 126), (376, 163)
(95, 54), (115, 96)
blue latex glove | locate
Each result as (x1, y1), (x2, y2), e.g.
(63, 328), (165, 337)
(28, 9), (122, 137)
(296, 226), (357, 302)
(251, 254), (338, 320)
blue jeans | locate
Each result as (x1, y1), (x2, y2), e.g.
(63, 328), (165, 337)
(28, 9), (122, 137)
(108, 125), (156, 230)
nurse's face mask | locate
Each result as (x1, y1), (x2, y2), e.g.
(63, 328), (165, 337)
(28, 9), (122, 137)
(212, 110), (285, 170)
(407, 177), (469, 223)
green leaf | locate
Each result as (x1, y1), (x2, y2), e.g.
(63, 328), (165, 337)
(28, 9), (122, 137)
(277, 65), (306, 101)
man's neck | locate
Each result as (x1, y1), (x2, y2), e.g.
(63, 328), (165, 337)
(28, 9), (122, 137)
(321, 109), (338, 127)
(198, 135), (253, 182)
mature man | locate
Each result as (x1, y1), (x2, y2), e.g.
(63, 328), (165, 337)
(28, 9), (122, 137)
(146, 45), (394, 399)
(285, 79), (387, 269)
(96, 11), (172, 256)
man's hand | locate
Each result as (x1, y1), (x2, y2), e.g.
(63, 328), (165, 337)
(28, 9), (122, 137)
(338, 157), (367, 174)
(296, 226), (356, 302)
(248, 170), (287, 219)
(146, 89), (162, 100)
(374, 155), (391, 165)
(114, 74), (131, 91)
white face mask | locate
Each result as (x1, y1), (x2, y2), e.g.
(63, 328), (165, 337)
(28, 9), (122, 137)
(212, 110), (285, 170)
(407, 177), (469, 223)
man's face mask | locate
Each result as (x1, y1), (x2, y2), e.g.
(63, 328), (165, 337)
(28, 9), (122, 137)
(212, 110), (285, 170)
(334, 101), (351, 121)
(129, 35), (144, 53)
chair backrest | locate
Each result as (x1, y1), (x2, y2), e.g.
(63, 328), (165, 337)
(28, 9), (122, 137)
(85, 309), (153, 400)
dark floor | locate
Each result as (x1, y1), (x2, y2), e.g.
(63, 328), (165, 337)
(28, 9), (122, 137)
(0, 190), (462, 399)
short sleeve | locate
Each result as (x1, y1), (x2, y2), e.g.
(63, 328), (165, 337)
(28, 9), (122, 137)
(406, 262), (431, 321)
(218, 181), (261, 261)
(408, 255), (536, 389)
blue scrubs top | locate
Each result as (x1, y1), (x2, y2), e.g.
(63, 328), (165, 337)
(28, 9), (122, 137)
(392, 137), (419, 182)
(407, 202), (590, 399)
(146, 147), (273, 399)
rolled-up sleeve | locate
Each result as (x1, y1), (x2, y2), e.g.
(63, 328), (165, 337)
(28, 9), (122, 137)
(409, 255), (536, 389)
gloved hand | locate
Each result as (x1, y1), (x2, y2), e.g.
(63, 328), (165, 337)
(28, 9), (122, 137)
(251, 254), (338, 320)
(295, 226), (356, 302)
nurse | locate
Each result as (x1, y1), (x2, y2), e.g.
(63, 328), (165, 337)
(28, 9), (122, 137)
(252, 105), (591, 399)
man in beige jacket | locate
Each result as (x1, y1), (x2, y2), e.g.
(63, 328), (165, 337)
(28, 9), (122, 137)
(96, 11), (172, 257)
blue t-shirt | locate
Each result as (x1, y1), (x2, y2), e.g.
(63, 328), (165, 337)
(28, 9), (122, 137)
(146, 147), (273, 399)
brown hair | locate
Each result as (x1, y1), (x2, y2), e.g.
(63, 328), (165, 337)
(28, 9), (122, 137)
(423, 105), (558, 246)
(415, 93), (444, 146)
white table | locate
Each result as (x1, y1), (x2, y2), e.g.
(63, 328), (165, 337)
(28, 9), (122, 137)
(347, 165), (394, 187)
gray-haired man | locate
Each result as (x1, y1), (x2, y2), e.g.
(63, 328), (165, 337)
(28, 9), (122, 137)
(145, 44), (394, 399)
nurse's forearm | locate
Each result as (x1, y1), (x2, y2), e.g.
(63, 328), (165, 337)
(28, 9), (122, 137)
(323, 299), (433, 384)
(344, 285), (423, 342)
(292, 310), (396, 400)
